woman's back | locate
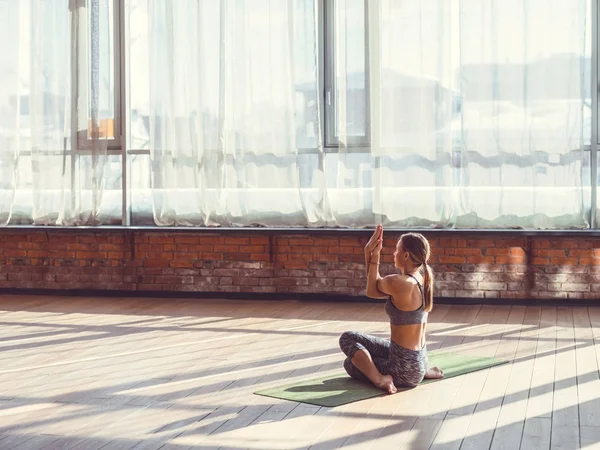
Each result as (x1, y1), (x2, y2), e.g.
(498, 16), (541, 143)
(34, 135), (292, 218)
(385, 274), (428, 350)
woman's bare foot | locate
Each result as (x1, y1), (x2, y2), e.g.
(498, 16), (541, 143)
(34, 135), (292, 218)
(424, 366), (444, 379)
(375, 375), (397, 394)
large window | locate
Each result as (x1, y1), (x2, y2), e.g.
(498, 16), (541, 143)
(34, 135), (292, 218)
(0, 0), (598, 228)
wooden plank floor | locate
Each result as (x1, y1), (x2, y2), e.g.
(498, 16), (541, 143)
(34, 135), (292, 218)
(0, 296), (600, 449)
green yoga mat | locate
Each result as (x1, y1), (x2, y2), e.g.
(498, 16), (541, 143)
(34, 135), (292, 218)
(255, 352), (507, 407)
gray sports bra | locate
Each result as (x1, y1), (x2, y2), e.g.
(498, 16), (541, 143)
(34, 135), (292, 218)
(385, 274), (428, 325)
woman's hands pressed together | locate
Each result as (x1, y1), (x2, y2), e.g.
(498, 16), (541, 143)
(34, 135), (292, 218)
(364, 225), (383, 266)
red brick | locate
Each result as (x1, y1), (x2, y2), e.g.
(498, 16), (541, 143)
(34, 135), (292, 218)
(328, 246), (355, 254)
(338, 254), (365, 263)
(455, 248), (483, 256)
(67, 243), (89, 251)
(568, 249), (596, 257)
(99, 244), (123, 251)
(339, 237), (362, 246)
(287, 253), (314, 262)
(173, 237), (200, 244)
(289, 246), (320, 254)
(438, 256), (466, 264)
(535, 240), (551, 248)
(214, 245), (239, 252)
(550, 239), (578, 248)
(76, 251), (107, 259)
(314, 238), (338, 246)
(27, 234), (48, 242)
(536, 249), (567, 257)
(466, 239), (495, 248)
(170, 260), (195, 268)
(224, 237), (251, 245)
(248, 253), (269, 262)
(288, 238), (313, 246)
(499, 238), (527, 247)
(485, 248), (511, 256)
(550, 257), (578, 266)
(466, 256), (496, 264)
(197, 236), (224, 244)
(531, 257), (550, 265)
(250, 237), (270, 245)
(495, 256), (526, 264)
(198, 253), (223, 260)
(239, 245), (265, 253)
(148, 236), (174, 244)
(143, 259), (170, 268)
(3, 250), (27, 257)
(26, 250), (49, 258)
(188, 245), (214, 252)
(223, 253), (251, 261)
(76, 236), (100, 244)
(173, 251), (198, 260)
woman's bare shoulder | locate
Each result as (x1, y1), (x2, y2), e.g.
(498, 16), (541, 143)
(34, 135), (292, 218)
(379, 274), (413, 295)
(384, 274), (421, 309)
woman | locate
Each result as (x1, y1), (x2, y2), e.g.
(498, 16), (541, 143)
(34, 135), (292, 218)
(339, 225), (443, 394)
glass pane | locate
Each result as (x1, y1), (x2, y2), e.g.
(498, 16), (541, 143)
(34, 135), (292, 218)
(332, 0), (367, 143)
(88, 0), (116, 140)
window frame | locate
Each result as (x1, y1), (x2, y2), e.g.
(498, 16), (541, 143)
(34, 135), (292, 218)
(322, 0), (371, 150)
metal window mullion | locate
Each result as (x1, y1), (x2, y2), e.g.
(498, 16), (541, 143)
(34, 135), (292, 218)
(323, 0), (335, 148)
(592, 0), (598, 228)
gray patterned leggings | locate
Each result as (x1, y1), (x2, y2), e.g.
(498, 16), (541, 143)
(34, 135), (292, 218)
(339, 331), (428, 387)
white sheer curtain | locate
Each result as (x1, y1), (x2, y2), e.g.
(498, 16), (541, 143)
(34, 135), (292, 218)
(143, 0), (329, 226)
(361, 0), (455, 227)
(351, 0), (589, 229)
(458, 0), (588, 228)
(0, 0), (108, 226)
(0, 0), (20, 225)
(134, 0), (589, 229)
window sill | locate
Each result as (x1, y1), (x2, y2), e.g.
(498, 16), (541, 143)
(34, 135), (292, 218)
(0, 224), (597, 237)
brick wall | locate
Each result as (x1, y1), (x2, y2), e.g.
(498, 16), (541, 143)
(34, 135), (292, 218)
(0, 230), (599, 301)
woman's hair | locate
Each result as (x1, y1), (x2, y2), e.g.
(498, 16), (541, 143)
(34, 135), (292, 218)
(399, 233), (433, 312)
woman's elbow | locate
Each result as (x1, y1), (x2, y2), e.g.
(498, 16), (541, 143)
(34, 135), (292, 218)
(365, 289), (385, 299)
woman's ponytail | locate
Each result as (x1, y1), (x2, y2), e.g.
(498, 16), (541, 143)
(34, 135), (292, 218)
(422, 263), (434, 312)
